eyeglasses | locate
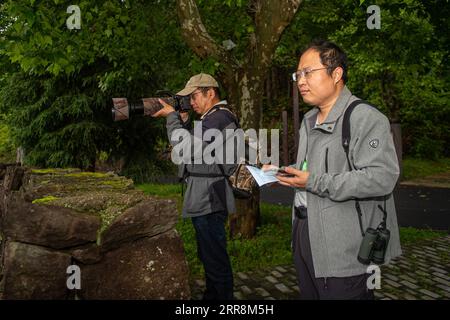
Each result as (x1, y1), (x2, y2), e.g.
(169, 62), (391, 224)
(292, 67), (329, 82)
(190, 90), (203, 100)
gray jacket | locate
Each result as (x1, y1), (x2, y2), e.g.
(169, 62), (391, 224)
(293, 86), (402, 278)
(166, 102), (238, 218)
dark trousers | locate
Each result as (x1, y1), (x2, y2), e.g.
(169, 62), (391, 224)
(292, 216), (374, 300)
(192, 211), (234, 300)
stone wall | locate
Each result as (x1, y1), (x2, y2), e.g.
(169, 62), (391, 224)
(0, 164), (190, 299)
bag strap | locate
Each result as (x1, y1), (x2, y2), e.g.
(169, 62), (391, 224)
(342, 99), (389, 236)
(185, 104), (238, 179)
(214, 105), (240, 178)
(342, 99), (365, 168)
(341, 100), (367, 237)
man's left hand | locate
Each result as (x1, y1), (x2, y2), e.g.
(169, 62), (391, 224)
(276, 166), (310, 188)
(151, 99), (176, 118)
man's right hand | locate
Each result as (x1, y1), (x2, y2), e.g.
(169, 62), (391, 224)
(151, 99), (176, 118)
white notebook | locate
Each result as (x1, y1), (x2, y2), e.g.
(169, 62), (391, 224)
(246, 165), (280, 187)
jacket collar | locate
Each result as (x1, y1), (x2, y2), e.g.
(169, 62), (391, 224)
(200, 100), (228, 119)
(306, 86), (352, 133)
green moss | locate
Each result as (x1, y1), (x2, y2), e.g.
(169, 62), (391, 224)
(65, 172), (110, 178)
(101, 179), (132, 188)
(32, 195), (59, 204)
(31, 168), (79, 174)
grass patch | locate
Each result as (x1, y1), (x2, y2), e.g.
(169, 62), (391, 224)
(399, 227), (447, 246)
(137, 183), (448, 277)
(136, 183), (182, 198)
(227, 203), (292, 273)
(172, 203), (292, 277)
(402, 157), (450, 180)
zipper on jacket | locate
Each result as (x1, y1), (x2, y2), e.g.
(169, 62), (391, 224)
(324, 148), (329, 173)
(355, 201), (365, 236)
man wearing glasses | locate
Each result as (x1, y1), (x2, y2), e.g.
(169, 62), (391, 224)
(152, 73), (237, 300)
(275, 40), (402, 299)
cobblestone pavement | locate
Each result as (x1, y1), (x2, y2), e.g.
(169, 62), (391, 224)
(190, 236), (450, 300)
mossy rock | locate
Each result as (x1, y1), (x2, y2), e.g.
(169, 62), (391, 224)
(46, 190), (148, 239)
(31, 168), (81, 175)
(24, 169), (145, 240)
(24, 168), (134, 199)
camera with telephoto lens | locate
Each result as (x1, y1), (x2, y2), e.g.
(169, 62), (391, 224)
(357, 226), (390, 265)
(111, 91), (191, 121)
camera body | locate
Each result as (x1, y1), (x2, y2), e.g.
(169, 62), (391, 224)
(357, 226), (390, 265)
(112, 92), (191, 121)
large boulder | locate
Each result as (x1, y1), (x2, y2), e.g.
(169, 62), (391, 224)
(1, 241), (71, 300)
(100, 198), (178, 251)
(0, 166), (190, 300)
(81, 230), (190, 300)
(2, 192), (100, 249)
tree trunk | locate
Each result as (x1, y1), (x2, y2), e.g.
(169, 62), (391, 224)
(228, 186), (260, 239)
(223, 70), (264, 238)
(176, 0), (302, 238)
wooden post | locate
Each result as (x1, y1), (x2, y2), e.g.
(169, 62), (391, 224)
(16, 147), (24, 166)
(293, 81), (299, 153)
(282, 111), (289, 166)
(390, 122), (403, 181)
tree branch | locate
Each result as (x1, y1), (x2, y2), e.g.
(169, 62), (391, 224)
(253, 0), (303, 70)
(176, 0), (229, 63)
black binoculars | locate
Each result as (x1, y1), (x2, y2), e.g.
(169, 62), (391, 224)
(357, 227), (390, 265)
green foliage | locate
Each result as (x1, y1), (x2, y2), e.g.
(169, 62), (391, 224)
(0, 116), (16, 163)
(121, 155), (176, 185)
(0, 0), (195, 178)
(274, 0), (450, 159)
(1, 0), (448, 172)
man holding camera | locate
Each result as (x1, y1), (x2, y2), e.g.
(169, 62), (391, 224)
(152, 73), (238, 300)
(275, 40), (402, 299)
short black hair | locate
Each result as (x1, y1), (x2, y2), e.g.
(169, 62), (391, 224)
(199, 87), (221, 100)
(304, 40), (348, 83)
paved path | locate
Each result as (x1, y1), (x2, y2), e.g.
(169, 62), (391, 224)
(190, 236), (450, 300)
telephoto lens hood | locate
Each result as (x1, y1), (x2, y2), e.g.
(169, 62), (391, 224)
(111, 93), (191, 121)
